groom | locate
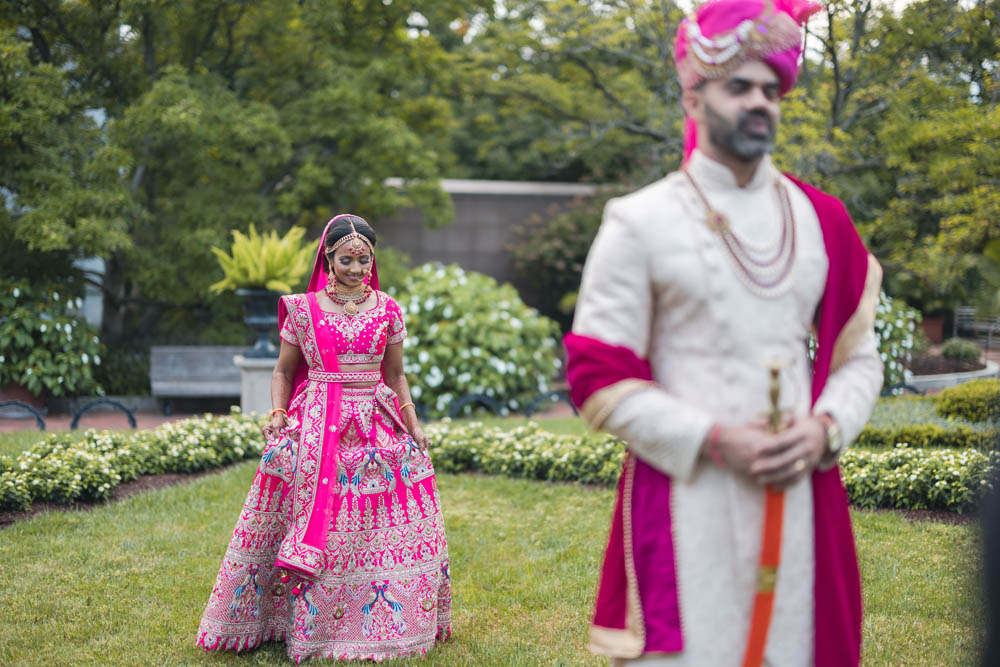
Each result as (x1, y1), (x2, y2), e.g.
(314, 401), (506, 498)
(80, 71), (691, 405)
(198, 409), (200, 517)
(565, 1), (883, 665)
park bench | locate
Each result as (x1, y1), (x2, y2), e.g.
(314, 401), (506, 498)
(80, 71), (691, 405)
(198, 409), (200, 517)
(954, 306), (1000, 352)
(150, 346), (249, 414)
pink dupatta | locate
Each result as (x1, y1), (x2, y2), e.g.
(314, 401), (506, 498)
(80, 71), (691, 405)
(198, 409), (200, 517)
(273, 215), (382, 578)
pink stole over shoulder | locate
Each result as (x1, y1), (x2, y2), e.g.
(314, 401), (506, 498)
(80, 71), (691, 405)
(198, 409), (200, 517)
(271, 214), (383, 578)
(565, 176), (872, 666)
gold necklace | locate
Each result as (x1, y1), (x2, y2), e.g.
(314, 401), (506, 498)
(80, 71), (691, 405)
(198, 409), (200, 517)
(683, 169), (797, 297)
(324, 284), (372, 315)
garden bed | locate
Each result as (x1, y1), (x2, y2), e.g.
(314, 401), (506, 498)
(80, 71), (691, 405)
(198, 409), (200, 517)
(3, 405), (997, 520)
(909, 353), (985, 375)
(0, 467), (983, 666)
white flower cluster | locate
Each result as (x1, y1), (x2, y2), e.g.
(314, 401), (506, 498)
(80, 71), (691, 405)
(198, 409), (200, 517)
(391, 263), (563, 419)
(873, 290), (920, 391)
(841, 444), (998, 513)
(0, 411), (264, 511)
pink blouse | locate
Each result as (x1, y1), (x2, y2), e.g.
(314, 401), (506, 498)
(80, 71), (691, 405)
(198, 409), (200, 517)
(280, 290), (406, 365)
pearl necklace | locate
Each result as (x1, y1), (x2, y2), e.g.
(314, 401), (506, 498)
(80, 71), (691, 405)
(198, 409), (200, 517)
(684, 169), (797, 298)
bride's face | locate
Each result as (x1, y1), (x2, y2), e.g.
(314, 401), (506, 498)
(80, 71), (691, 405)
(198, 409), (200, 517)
(328, 245), (372, 290)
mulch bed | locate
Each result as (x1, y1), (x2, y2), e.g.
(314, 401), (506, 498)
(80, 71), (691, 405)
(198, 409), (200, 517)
(0, 465), (239, 529)
(909, 354), (986, 375)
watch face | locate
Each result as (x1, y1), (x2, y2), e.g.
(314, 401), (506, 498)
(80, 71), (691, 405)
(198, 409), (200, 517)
(827, 422), (844, 454)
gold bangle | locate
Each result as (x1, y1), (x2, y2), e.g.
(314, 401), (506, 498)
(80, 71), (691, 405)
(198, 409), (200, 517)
(398, 402), (415, 413)
(269, 408), (287, 420)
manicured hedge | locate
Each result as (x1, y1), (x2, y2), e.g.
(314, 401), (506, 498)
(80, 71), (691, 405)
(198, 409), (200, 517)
(842, 445), (998, 513)
(4, 414), (995, 515)
(427, 421), (996, 513)
(0, 412), (262, 511)
(428, 420), (624, 486)
(940, 338), (982, 363)
(857, 423), (999, 450)
(859, 395), (999, 449)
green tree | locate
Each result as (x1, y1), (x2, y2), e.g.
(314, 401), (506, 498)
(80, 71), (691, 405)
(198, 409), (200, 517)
(0, 31), (133, 283)
(450, 0), (687, 183)
(1, 0), (478, 340)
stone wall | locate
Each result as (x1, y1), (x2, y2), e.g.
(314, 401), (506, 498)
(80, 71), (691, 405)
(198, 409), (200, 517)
(374, 178), (598, 286)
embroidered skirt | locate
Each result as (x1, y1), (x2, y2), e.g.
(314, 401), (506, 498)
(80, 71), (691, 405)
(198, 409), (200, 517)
(196, 384), (452, 662)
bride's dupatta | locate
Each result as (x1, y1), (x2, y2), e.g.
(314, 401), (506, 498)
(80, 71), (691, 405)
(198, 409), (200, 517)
(273, 215), (382, 578)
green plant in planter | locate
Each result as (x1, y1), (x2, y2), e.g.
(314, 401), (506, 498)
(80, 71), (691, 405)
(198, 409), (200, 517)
(0, 280), (104, 397)
(209, 223), (313, 294)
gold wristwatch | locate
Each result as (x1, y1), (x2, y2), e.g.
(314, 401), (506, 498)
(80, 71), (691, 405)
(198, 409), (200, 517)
(823, 414), (844, 457)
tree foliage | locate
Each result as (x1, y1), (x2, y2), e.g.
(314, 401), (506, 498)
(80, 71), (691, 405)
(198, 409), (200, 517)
(451, 0), (999, 314)
(1, 0), (487, 340)
(2, 0), (997, 345)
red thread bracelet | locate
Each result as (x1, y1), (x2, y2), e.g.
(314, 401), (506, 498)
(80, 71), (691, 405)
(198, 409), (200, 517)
(708, 424), (726, 468)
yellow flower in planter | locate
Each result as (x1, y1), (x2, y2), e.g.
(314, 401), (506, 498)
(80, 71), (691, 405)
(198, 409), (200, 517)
(209, 223), (313, 294)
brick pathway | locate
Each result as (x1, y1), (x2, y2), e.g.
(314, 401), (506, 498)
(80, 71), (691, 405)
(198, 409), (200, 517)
(0, 411), (199, 433)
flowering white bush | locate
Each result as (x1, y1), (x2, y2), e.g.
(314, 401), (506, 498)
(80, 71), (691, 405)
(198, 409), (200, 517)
(841, 445), (998, 513)
(807, 291), (918, 392)
(874, 290), (920, 390)
(0, 411), (263, 511)
(392, 264), (562, 418)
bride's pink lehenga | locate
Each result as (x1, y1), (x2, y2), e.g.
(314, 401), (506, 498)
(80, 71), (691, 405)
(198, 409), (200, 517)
(196, 286), (451, 662)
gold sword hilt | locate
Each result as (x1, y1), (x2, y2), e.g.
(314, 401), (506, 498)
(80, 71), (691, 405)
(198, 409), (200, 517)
(767, 360), (783, 434)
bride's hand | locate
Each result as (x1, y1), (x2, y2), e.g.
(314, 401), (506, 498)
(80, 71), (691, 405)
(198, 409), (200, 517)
(262, 413), (286, 440)
(410, 426), (431, 451)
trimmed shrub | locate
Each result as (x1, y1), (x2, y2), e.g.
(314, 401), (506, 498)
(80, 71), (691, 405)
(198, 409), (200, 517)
(858, 423), (999, 450)
(940, 337), (982, 363)
(393, 264), (562, 419)
(427, 420), (996, 513)
(937, 379), (1000, 423)
(428, 420), (624, 486)
(1, 411), (263, 511)
(859, 395), (999, 449)
(842, 445), (998, 513)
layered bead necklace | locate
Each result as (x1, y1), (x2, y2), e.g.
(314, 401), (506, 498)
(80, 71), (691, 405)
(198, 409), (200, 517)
(683, 169), (797, 298)
(324, 282), (372, 316)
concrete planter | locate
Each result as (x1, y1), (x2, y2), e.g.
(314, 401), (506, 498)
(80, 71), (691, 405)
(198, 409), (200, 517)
(233, 355), (275, 416)
(909, 361), (1000, 392)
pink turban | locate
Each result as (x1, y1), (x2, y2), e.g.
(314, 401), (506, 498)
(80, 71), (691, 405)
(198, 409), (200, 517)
(675, 0), (821, 160)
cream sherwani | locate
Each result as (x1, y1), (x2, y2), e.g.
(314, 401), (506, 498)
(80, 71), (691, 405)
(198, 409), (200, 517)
(572, 150), (883, 666)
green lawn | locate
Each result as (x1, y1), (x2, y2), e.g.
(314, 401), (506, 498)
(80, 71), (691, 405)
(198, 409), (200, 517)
(0, 461), (985, 666)
(0, 429), (86, 458)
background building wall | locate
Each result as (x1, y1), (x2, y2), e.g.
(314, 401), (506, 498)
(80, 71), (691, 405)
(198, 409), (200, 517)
(375, 178), (598, 285)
